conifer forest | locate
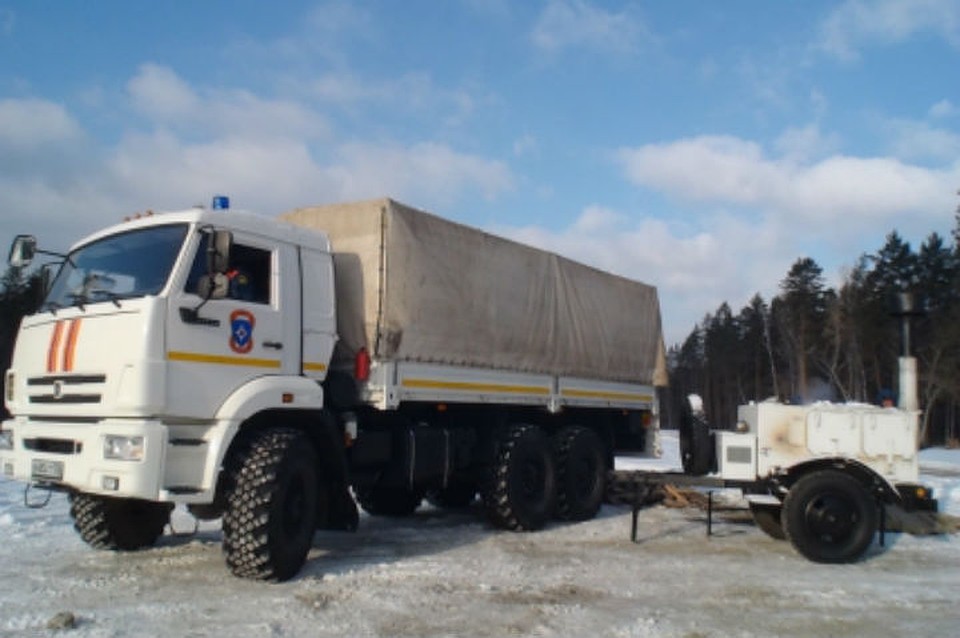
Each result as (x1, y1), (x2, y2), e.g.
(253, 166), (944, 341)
(667, 201), (960, 447)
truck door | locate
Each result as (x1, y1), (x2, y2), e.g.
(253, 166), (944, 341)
(165, 231), (300, 419)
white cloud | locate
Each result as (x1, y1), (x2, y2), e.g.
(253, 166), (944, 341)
(531, 0), (648, 54)
(0, 98), (82, 149)
(883, 117), (960, 161)
(0, 68), (515, 261)
(247, 1), (375, 67)
(305, 71), (477, 127)
(103, 134), (513, 219)
(606, 132), (960, 341)
(571, 205), (623, 233)
(618, 136), (780, 206)
(817, 0), (960, 61)
(127, 64), (199, 120)
(127, 64), (329, 142)
(331, 142), (514, 203)
(930, 99), (958, 118)
(617, 135), (959, 231)
(774, 124), (840, 163)
(106, 132), (331, 214)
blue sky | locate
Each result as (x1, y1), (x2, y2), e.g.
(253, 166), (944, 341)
(2, 0), (959, 345)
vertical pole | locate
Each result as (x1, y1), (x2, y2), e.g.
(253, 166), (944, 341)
(707, 491), (714, 537)
(879, 501), (886, 548)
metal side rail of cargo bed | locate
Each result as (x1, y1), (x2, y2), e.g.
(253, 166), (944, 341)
(363, 360), (658, 413)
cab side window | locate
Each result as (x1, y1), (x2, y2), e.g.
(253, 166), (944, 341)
(185, 237), (272, 305)
(226, 244), (271, 304)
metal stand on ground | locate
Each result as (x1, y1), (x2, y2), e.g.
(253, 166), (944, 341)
(879, 501), (886, 547)
(630, 483), (644, 543)
(707, 491), (714, 537)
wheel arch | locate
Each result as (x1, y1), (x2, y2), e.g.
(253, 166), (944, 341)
(205, 404), (354, 528)
(209, 374), (330, 486)
(780, 457), (901, 504)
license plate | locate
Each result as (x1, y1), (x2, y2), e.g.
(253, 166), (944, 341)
(31, 458), (64, 481)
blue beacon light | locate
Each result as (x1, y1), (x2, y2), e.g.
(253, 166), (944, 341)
(212, 195), (230, 210)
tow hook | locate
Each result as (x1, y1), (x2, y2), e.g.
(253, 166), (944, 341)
(24, 482), (53, 509)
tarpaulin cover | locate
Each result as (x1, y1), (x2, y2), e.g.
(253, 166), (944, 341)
(280, 199), (667, 386)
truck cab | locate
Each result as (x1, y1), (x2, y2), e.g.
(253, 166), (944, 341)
(3, 207), (337, 503)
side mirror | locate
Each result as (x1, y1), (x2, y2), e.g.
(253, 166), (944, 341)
(206, 230), (233, 275)
(9, 235), (37, 268)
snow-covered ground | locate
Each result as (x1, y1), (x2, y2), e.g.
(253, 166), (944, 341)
(1, 431), (958, 637)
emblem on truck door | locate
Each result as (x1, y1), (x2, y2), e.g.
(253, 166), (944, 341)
(229, 310), (255, 354)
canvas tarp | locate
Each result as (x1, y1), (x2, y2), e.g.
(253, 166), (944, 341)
(280, 199), (667, 386)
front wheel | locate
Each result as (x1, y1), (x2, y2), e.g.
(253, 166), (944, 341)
(782, 470), (878, 563)
(69, 493), (172, 551)
(222, 429), (319, 581)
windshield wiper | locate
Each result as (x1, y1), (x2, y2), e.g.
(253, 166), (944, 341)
(92, 289), (122, 308)
(66, 293), (88, 311)
(41, 300), (62, 315)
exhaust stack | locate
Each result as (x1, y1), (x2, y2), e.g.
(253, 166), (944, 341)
(894, 292), (920, 412)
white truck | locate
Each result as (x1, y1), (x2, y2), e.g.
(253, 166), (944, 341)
(1, 197), (666, 581)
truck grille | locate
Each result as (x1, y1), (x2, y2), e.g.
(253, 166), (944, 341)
(27, 374), (106, 405)
(23, 437), (83, 455)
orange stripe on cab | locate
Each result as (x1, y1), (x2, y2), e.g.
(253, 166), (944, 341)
(47, 321), (65, 373)
(63, 319), (82, 372)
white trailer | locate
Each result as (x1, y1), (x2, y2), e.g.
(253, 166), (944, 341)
(1, 197), (666, 580)
(622, 350), (936, 564)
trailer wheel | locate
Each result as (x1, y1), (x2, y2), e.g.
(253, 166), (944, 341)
(482, 424), (555, 531)
(782, 470), (878, 563)
(427, 482), (477, 509)
(69, 493), (172, 551)
(749, 501), (786, 540)
(553, 426), (606, 521)
(356, 487), (424, 517)
(222, 429), (318, 581)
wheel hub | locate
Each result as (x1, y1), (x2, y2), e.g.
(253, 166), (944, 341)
(804, 494), (857, 542)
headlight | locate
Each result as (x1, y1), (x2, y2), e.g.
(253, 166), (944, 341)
(103, 435), (145, 461)
(0, 430), (13, 450)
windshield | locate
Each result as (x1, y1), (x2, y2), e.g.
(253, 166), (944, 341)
(44, 224), (189, 310)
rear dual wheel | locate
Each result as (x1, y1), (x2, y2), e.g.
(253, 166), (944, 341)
(553, 426), (606, 521)
(482, 424), (555, 531)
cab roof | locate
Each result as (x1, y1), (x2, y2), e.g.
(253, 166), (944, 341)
(72, 207), (332, 254)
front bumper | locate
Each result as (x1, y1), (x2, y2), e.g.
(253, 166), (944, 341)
(1, 416), (170, 501)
